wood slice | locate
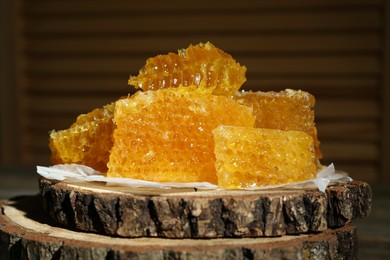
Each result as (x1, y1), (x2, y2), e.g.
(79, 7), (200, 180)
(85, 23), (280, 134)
(1, 196), (358, 260)
(39, 178), (372, 238)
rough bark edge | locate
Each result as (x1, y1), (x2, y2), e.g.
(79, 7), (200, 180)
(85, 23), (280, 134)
(39, 179), (372, 238)
(0, 197), (358, 260)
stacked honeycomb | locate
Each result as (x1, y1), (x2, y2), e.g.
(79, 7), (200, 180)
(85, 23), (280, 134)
(128, 42), (246, 96)
(48, 42), (322, 188)
(106, 87), (255, 183)
(234, 89), (322, 160)
(213, 125), (317, 189)
(49, 103), (115, 173)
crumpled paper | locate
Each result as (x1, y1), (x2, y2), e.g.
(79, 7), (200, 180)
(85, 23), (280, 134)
(36, 163), (352, 192)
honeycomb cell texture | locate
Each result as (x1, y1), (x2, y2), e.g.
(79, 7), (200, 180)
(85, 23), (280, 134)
(234, 89), (322, 160)
(128, 42), (247, 96)
(107, 87), (255, 184)
(213, 125), (317, 189)
(49, 102), (115, 173)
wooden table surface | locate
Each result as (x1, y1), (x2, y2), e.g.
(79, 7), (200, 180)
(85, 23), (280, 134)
(1, 165), (389, 259)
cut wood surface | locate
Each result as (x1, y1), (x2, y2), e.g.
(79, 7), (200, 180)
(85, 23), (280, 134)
(39, 179), (372, 238)
(0, 195), (358, 260)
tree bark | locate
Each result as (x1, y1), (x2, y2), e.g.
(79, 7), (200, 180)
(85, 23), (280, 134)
(1, 196), (358, 260)
(38, 179), (372, 238)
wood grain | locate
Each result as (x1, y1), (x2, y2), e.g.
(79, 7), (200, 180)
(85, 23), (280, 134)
(39, 179), (372, 238)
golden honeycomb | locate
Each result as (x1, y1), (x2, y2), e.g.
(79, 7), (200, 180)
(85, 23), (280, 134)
(234, 89), (322, 159)
(128, 42), (246, 96)
(47, 41), (325, 189)
(49, 102), (115, 173)
(106, 87), (255, 184)
(213, 125), (317, 189)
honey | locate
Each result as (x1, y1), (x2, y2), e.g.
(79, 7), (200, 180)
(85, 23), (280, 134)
(234, 89), (322, 159)
(49, 103), (115, 173)
(128, 42), (246, 96)
(107, 87), (255, 183)
(213, 125), (317, 189)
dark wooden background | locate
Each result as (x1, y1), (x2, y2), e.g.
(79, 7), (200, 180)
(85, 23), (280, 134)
(1, 0), (389, 185)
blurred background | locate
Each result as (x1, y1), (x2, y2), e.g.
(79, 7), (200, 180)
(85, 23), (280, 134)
(2, 0), (388, 184)
(0, 0), (389, 257)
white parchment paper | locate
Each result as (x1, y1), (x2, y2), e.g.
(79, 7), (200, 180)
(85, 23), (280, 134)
(36, 163), (352, 192)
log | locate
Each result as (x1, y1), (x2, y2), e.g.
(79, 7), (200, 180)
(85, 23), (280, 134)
(0, 196), (358, 260)
(38, 178), (372, 238)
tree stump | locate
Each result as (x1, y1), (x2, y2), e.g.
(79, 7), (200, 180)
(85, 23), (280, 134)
(39, 178), (372, 238)
(1, 196), (359, 260)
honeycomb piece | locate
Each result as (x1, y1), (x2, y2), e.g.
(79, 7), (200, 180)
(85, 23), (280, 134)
(49, 102), (115, 173)
(128, 42), (246, 96)
(213, 126), (317, 189)
(107, 87), (255, 183)
(234, 89), (322, 159)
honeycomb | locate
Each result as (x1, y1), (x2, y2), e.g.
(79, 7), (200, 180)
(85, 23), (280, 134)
(213, 125), (317, 189)
(234, 89), (322, 159)
(128, 42), (246, 96)
(106, 87), (255, 183)
(49, 102), (115, 173)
